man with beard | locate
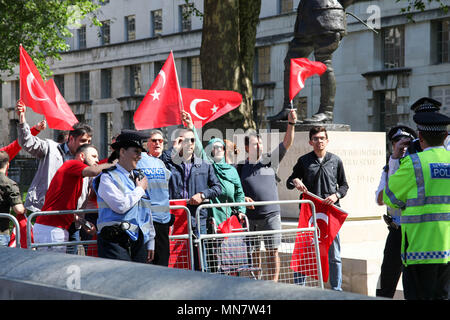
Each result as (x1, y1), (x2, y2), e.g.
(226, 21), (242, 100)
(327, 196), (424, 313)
(33, 144), (114, 252)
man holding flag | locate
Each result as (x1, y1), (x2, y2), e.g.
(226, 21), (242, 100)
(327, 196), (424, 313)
(287, 126), (349, 290)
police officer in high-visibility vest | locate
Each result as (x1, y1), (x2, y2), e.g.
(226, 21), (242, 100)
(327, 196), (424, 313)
(94, 130), (155, 263)
(383, 111), (450, 300)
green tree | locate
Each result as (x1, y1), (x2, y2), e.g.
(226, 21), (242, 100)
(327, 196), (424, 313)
(0, 0), (101, 77)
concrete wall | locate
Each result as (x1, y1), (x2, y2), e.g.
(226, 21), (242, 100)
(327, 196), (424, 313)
(0, 247), (375, 300)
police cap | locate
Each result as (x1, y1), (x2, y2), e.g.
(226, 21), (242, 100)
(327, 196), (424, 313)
(410, 97), (441, 113)
(110, 129), (150, 152)
(387, 125), (417, 142)
(413, 112), (450, 132)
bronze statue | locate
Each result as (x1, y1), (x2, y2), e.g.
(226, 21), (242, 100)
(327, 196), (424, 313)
(269, 0), (368, 123)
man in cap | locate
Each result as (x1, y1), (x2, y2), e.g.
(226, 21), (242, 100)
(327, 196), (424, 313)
(383, 111), (450, 300)
(93, 130), (155, 263)
(408, 97), (442, 154)
(374, 125), (416, 298)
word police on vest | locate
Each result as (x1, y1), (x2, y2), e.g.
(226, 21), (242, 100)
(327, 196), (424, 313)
(430, 163), (450, 179)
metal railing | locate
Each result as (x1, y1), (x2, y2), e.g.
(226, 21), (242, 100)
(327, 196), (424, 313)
(27, 209), (98, 252)
(195, 200), (324, 288)
(0, 213), (20, 247)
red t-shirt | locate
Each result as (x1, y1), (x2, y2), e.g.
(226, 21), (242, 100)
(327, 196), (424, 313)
(36, 160), (88, 230)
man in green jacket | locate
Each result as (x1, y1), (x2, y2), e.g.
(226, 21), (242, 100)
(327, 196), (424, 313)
(383, 111), (450, 300)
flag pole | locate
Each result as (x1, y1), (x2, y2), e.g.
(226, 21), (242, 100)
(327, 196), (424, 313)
(171, 50), (184, 121)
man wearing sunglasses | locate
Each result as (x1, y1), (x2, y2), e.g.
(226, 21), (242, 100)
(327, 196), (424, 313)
(136, 130), (173, 266)
(165, 127), (222, 270)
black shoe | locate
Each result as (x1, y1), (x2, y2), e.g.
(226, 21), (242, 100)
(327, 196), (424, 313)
(267, 108), (291, 121)
(303, 112), (333, 124)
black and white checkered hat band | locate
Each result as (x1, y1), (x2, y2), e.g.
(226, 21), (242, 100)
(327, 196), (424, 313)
(417, 124), (448, 131)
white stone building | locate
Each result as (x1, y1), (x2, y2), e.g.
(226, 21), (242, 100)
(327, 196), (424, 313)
(1, 0), (449, 159)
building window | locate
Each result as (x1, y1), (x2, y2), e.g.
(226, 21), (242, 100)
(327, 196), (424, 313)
(127, 64), (141, 96)
(382, 26), (405, 69)
(431, 85), (450, 116)
(78, 25), (86, 49)
(123, 110), (135, 130)
(154, 61), (164, 80)
(436, 19), (450, 64)
(125, 15), (136, 41)
(374, 90), (398, 132)
(279, 0), (293, 14)
(255, 46), (271, 83)
(79, 72), (90, 101)
(179, 4), (192, 32)
(191, 57), (202, 89)
(54, 75), (64, 97)
(100, 112), (113, 159)
(14, 80), (20, 102)
(151, 9), (163, 36)
(101, 69), (112, 99)
(100, 20), (110, 45)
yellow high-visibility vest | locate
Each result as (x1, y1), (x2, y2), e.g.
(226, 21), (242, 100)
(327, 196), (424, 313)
(383, 147), (450, 266)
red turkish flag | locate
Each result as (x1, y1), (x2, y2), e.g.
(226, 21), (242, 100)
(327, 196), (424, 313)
(44, 79), (79, 130)
(181, 88), (242, 128)
(289, 58), (327, 102)
(290, 192), (348, 282)
(20, 45), (78, 130)
(134, 51), (183, 130)
(217, 215), (242, 234)
(168, 199), (191, 269)
(19, 45), (52, 115)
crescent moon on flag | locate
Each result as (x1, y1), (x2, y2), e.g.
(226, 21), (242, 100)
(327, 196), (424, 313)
(158, 70), (166, 88)
(309, 212), (329, 239)
(27, 73), (48, 101)
(190, 99), (209, 120)
(297, 69), (305, 90)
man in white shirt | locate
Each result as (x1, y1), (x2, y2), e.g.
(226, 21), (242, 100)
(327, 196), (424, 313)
(93, 130), (155, 263)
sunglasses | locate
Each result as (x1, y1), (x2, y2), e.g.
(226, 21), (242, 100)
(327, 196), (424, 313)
(150, 139), (163, 144)
(182, 138), (195, 144)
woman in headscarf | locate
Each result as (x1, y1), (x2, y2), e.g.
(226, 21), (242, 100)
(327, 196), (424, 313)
(205, 137), (246, 226)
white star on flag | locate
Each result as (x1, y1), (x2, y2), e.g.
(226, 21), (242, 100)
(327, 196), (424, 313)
(211, 105), (218, 113)
(151, 90), (160, 101)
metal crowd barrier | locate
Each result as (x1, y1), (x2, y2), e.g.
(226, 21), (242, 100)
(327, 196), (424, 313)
(167, 204), (193, 270)
(0, 213), (20, 247)
(23, 200), (324, 288)
(27, 209), (98, 254)
(195, 200), (324, 289)
(26, 206), (194, 266)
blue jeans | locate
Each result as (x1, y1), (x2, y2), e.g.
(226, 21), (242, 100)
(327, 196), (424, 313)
(0, 234), (10, 247)
(328, 233), (342, 291)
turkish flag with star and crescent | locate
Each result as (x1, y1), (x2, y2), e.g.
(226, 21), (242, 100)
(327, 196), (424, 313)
(289, 58), (327, 102)
(181, 88), (242, 128)
(290, 192), (348, 282)
(134, 51), (183, 130)
(19, 45), (78, 130)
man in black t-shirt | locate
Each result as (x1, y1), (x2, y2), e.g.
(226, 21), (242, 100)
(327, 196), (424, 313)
(239, 110), (297, 282)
